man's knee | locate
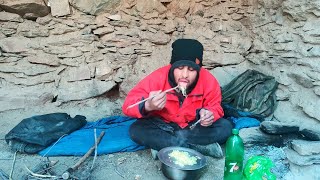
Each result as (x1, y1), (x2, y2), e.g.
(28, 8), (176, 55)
(216, 118), (233, 143)
(129, 120), (143, 142)
(220, 118), (233, 130)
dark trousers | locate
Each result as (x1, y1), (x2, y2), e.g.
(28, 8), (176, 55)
(129, 117), (233, 151)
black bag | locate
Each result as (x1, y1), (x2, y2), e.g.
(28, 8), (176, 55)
(222, 69), (279, 120)
(5, 113), (87, 154)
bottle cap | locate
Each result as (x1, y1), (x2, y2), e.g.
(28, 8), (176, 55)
(232, 128), (239, 135)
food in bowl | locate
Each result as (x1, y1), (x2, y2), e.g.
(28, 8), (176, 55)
(168, 150), (199, 167)
(158, 147), (207, 180)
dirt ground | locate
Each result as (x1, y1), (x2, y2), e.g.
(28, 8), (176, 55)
(0, 140), (289, 180)
(0, 105), (289, 180)
(0, 137), (225, 180)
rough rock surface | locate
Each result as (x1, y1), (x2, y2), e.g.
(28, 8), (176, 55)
(1, 0), (320, 179)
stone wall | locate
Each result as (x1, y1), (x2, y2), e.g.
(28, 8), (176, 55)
(0, 0), (319, 132)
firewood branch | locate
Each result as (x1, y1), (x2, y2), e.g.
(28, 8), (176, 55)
(62, 131), (105, 179)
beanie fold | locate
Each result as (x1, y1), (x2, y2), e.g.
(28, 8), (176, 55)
(171, 60), (200, 71)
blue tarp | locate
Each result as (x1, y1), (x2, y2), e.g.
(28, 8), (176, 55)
(39, 116), (145, 156)
(223, 104), (261, 130)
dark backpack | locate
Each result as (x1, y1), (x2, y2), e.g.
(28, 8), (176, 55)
(222, 69), (279, 120)
(5, 113), (87, 154)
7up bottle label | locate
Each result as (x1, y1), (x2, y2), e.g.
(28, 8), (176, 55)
(225, 161), (242, 173)
(224, 160), (243, 180)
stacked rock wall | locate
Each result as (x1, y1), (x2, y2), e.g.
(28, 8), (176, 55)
(0, 0), (319, 132)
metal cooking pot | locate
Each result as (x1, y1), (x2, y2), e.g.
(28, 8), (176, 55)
(158, 146), (207, 180)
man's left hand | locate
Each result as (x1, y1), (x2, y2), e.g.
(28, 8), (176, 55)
(199, 109), (214, 127)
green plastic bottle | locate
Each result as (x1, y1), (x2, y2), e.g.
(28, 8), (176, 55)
(223, 128), (244, 180)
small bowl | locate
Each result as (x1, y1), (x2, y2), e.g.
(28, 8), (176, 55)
(158, 146), (207, 180)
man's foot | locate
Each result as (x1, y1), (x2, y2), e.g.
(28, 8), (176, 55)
(190, 142), (224, 158)
(151, 149), (159, 160)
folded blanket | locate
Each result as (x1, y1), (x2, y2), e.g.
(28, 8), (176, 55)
(39, 116), (145, 156)
(230, 117), (261, 129)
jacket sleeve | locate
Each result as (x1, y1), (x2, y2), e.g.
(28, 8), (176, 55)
(122, 69), (163, 118)
(202, 71), (224, 122)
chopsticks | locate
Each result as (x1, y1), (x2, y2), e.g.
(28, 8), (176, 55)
(126, 85), (179, 109)
(190, 110), (207, 130)
(189, 119), (201, 130)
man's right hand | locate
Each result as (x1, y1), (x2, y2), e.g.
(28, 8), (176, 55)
(144, 90), (167, 112)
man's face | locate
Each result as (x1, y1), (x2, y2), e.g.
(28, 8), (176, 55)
(173, 66), (198, 88)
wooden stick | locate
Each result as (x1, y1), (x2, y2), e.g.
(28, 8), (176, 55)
(9, 151), (17, 180)
(90, 129), (98, 170)
(62, 131), (105, 179)
(25, 165), (57, 178)
(24, 159), (49, 179)
(0, 169), (9, 180)
(71, 131), (105, 170)
(126, 86), (179, 109)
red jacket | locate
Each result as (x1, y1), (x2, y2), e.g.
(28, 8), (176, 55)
(122, 65), (224, 128)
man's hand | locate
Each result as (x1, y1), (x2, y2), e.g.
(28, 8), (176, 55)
(199, 109), (214, 127)
(144, 90), (167, 112)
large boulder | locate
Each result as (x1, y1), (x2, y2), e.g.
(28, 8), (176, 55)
(69, 0), (121, 15)
(0, 0), (50, 18)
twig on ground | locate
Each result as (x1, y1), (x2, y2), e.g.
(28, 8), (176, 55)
(62, 131), (105, 179)
(9, 151), (17, 180)
(0, 169), (9, 180)
(27, 159), (59, 178)
(44, 159), (59, 176)
(71, 131), (105, 170)
(25, 165), (57, 179)
(90, 129), (98, 170)
(113, 164), (125, 179)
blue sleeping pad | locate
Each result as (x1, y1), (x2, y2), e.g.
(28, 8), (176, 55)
(39, 116), (145, 156)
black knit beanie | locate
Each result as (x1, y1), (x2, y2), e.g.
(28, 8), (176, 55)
(170, 39), (204, 71)
(168, 39), (204, 94)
